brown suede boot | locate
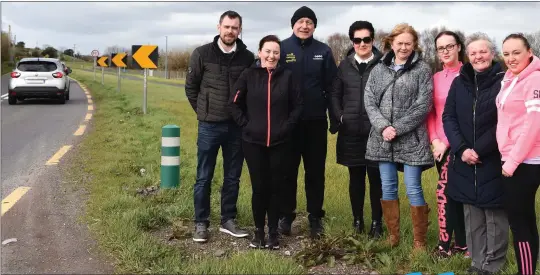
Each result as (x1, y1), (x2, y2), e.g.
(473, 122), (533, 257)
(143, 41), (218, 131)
(381, 199), (400, 247)
(410, 204), (430, 251)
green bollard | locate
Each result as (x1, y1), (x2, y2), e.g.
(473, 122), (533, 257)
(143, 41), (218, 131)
(160, 125), (180, 189)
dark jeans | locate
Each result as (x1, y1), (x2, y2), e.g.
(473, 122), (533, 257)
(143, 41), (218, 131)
(243, 140), (290, 230)
(502, 163), (540, 275)
(348, 165), (382, 222)
(194, 120), (244, 226)
(281, 119), (327, 221)
(435, 150), (467, 251)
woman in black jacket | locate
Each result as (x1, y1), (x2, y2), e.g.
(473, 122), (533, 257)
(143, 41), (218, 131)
(229, 35), (303, 250)
(330, 21), (383, 239)
(442, 32), (508, 275)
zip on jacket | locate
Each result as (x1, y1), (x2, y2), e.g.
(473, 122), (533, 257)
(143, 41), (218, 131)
(229, 61), (304, 148)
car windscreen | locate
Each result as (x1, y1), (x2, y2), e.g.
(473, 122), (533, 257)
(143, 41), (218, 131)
(17, 61), (58, 72)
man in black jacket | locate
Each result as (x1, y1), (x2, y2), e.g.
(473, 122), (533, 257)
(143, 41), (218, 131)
(278, 6), (338, 239)
(185, 10), (255, 243)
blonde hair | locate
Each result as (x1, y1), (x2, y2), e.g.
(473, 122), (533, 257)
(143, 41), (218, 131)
(382, 23), (421, 53)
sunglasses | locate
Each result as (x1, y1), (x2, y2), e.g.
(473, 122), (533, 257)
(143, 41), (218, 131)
(352, 37), (373, 44)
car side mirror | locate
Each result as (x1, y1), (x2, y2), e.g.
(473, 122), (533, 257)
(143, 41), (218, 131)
(66, 67), (72, 75)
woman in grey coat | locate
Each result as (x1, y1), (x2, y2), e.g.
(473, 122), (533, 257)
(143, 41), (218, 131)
(364, 23), (434, 251)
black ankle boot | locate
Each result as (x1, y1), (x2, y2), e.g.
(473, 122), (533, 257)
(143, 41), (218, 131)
(353, 218), (364, 234)
(249, 228), (265, 249)
(368, 220), (383, 239)
(266, 228), (279, 250)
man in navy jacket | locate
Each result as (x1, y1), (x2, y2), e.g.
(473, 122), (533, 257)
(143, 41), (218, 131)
(278, 6), (338, 239)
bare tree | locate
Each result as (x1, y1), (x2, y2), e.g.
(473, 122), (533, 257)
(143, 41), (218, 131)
(524, 30), (540, 56)
(327, 32), (351, 64)
(374, 28), (389, 52)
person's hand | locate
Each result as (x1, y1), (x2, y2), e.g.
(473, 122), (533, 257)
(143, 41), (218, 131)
(502, 169), (511, 177)
(382, 126), (396, 142)
(461, 149), (481, 165)
(432, 139), (447, 162)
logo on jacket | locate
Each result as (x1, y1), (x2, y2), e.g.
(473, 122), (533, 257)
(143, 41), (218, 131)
(313, 54), (323, 61)
(285, 53), (296, 63)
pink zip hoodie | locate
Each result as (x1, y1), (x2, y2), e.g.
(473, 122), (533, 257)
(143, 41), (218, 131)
(496, 55), (540, 176)
(427, 62), (463, 147)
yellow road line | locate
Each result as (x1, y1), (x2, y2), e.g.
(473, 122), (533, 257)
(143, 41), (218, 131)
(86, 95), (91, 99)
(88, 105), (94, 111)
(85, 113), (92, 121)
(74, 125), (86, 136)
(46, 145), (72, 165)
(88, 99), (93, 104)
(2, 187), (31, 216)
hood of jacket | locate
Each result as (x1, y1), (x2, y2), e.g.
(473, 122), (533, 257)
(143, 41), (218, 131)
(460, 61), (504, 91)
(502, 55), (540, 83)
(381, 49), (423, 71)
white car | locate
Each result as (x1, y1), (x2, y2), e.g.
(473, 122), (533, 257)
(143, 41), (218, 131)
(8, 57), (71, 105)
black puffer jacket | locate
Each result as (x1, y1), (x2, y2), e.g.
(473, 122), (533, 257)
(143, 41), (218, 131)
(229, 61), (303, 147)
(442, 61), (505, 208)
(330, 47), (383, 167)
(185, 35), (255, 122)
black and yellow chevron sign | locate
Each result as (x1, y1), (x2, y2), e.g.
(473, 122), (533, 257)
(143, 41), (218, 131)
(97, 56), (109, 67)
(111, 52), (127, 68)
(131, 45), (158, 69)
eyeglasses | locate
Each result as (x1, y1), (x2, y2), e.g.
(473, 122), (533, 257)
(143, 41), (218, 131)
(352, 37), (373, 45)
(437, 43), (456, 53)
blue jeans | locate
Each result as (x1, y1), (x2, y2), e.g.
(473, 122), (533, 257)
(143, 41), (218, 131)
(379, 162), (426, 206)
(194, 120), (244, 226)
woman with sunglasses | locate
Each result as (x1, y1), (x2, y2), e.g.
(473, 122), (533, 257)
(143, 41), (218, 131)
(428, 31), (469, 259)
(330, 20), (384, 239)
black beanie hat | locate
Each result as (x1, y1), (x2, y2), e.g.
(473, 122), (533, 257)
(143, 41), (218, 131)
(290, 6), (317, 28)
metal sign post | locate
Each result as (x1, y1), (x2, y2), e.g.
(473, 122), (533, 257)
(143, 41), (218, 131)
(101, 67), (104, 85)
(143, 68), (148, 114)
(131, 45), (158, 115)
(91, 50), (99, 81)
(118, 67), (121, 93)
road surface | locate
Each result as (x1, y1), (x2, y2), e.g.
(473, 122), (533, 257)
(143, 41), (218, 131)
(1, 74), (114, 273)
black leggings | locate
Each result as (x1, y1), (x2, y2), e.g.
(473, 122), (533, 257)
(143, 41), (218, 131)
(243, 140), (290, 230)
(436, 150), (467, 251)
(502, 163), (540, 275)
(348, 165), (382, 222)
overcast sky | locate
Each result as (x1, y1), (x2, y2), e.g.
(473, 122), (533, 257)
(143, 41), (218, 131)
(2, 1), (539, 57)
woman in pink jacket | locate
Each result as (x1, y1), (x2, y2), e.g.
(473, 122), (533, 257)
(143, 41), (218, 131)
(427, 31), (469, 258)
(497, 33), (540, 275)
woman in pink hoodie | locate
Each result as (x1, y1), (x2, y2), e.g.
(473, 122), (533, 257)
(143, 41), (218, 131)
(497, 33), (540, 275)
(427, 31), (469, 258)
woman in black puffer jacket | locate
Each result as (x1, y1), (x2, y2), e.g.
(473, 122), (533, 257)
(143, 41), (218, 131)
(442, 32), (508, 275)
(330, 21), (384, 239)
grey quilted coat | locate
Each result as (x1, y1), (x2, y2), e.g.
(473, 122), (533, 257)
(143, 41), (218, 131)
(364, 50), (434, 167)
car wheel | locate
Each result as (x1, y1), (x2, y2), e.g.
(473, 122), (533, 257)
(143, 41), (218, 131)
(66, 91), (70, 100)
(8, 96), (16, 105)
(59, 94), (66, 104)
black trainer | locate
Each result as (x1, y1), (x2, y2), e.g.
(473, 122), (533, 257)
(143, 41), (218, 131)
(219, 219), (249, 238)
(249, 228), (265, 249)
(193, 222), (208, 243)
(277, 217), (292, 236)
(309, 217), (324, 239)
(466, 266), (482, 275)
(353, 218), (364, 234)
(367, 220), (383, 239)
(266, 231), (280, 250)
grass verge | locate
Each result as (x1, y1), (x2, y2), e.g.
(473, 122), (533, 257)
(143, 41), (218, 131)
(67, 67), (539, 274)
